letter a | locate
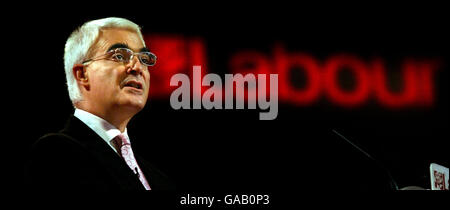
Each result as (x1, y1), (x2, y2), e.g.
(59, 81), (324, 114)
(170, 73), (191, 109)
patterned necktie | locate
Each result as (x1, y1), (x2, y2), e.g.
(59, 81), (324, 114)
(114, 134), (151, 190)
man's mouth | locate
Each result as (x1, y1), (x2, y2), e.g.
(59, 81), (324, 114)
(123, 80), (143, 90)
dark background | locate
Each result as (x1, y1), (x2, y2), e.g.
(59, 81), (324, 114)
(6, 2), (448, 200)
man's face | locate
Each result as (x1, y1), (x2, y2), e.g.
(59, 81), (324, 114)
(83, 28), (150, 115)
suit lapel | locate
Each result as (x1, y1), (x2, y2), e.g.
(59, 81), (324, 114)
(61, 115), (145, 190)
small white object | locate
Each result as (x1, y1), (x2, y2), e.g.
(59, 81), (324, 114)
(430, 163), (449, 190)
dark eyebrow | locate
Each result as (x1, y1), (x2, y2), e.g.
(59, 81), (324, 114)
(107, 43), (149, 53)
(139, 47), (150, 53)
(107, 43), (130, 52)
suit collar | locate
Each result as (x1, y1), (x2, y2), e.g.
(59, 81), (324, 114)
(61, 115), (146, 190)
(73, 108), (128, 154)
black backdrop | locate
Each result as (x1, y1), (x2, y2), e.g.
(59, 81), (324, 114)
(6, 2), (449, 203)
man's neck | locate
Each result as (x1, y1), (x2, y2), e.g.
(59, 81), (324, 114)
(75, 104), (133, 133)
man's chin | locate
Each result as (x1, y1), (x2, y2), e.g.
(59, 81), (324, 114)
(117, 99), (147, 112)
(127, 101), (146, 110)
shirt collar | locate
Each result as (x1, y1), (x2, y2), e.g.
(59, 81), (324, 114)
(74, 108), (129, 154)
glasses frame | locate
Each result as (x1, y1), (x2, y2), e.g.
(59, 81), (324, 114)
(82, 48), (157, 67)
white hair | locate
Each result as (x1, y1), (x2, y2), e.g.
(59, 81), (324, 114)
(64, 17), (146, 105)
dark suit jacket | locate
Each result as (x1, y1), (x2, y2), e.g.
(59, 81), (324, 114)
(25, 115), (174, 191)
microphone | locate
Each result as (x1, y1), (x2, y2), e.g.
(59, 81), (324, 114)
(332, 129), (399, 191)
(134, 167), (140, 178)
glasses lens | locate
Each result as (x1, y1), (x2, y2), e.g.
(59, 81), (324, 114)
(139, 52), (157, 66)
(111, 48), (133, 62)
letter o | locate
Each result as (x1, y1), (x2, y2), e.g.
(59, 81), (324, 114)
(323, 55), (370, 107)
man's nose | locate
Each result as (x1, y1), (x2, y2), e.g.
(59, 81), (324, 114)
(127, 55), (146, 75)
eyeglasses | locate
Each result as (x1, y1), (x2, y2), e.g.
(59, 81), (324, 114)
(82, 48), (157, 66)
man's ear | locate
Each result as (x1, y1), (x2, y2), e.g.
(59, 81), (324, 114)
(73, 64), (90, 89)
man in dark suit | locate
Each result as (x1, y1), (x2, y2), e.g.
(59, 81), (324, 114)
(25, 17), (174, 191)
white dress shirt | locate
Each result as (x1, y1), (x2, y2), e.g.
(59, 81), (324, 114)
(74, 108), (130, 155)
